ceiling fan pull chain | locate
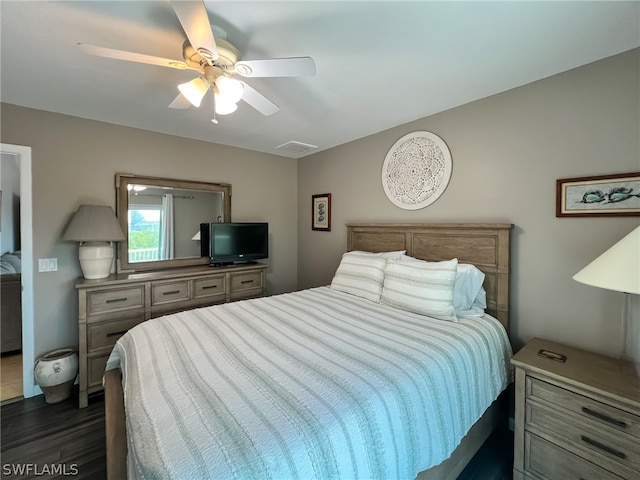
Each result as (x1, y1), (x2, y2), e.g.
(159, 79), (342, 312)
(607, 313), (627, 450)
(212, 90), (219, 124)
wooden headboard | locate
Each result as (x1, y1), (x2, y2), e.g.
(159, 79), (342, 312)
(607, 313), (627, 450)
(347, 223), (513, 334)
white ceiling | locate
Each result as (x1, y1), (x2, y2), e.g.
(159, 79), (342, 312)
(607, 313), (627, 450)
(1, 1), (639, 158)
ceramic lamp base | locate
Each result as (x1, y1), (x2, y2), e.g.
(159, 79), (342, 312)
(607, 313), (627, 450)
(79, 241), (114, 279)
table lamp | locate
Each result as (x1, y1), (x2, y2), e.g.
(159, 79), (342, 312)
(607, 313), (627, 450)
(573, 226), (640, 375)
(63, 205), (125, 279)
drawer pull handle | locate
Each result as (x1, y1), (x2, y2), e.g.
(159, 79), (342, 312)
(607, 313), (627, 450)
(106, 330), (129, 338)
(202, 285), (218, 290)
(581, 407), (627, 428)
(241, 280), (254, 284)
(106, 297), (128, 304)
(580, 435), (627, 460)
(162, 290), (181, 295)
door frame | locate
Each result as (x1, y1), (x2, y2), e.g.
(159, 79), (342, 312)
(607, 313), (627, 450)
(1, 143), (35, 397)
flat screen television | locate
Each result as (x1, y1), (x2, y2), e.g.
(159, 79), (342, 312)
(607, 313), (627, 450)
(201, 222), (268, 266)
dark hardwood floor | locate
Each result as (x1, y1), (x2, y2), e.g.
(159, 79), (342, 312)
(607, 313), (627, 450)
(1, 388), (106, 480)
(1, 388), (513, 479)
(457, 427), (513, 480)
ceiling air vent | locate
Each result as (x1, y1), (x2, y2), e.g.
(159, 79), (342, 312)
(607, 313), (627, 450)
(275, 141), (318, 155)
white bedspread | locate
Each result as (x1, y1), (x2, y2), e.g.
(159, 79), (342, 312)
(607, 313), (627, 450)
(106, 286), (512, 480)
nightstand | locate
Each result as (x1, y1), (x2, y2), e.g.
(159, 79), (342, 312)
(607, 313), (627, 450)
(511, 338), (640, 480)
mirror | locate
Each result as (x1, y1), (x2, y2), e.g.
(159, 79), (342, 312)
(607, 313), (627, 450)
(116, 173), (231, 272)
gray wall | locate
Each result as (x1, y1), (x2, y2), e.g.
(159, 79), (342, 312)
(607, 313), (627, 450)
(298, 48), (640, 356)
(0, 105), (298, 357)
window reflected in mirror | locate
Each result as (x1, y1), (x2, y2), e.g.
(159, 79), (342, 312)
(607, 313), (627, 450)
(127, 185), (224, 263)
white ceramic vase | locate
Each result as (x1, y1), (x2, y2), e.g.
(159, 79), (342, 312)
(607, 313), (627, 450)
(34, 348), (79, 404)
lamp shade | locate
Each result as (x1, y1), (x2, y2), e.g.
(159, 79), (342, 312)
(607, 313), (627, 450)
(573, 226), (640, 294)
(63, 205), (125, 242)
(214, 96), (238, 115)
(178, 77), (209, 107)
(216, 76), (244, 104)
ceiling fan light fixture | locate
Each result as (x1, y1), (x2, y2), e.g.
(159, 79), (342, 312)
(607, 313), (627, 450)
(178, 77), (209, 107)
(214, 96), (238, 115)
(216, 76), (244, 104)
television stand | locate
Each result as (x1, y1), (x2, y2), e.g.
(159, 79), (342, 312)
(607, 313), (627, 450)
(210, 260), (258, 267)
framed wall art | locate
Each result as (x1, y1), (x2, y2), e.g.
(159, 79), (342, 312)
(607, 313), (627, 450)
(556, 172), (640, 217)
(312, 193), (331, 231)
(381, 131), (452, 210)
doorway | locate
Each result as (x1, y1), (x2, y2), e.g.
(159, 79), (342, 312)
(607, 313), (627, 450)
(0, 143), (34, 402)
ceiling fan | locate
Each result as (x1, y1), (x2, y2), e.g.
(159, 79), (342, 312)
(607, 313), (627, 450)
(78, 0), (315, 123)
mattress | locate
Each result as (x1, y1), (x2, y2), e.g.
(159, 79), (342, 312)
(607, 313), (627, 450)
(106, 286), (513, 480)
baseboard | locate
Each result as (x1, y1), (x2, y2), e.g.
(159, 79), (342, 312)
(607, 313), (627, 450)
(0, 395), (24, 407)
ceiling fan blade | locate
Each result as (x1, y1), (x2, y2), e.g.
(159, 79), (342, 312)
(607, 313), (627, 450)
(170, 1), (218, 63)
(78, 43), (192, 70)
(240, 83), (279, 116)
(234, 57), (316, 78)
(168, 93), (192, 109)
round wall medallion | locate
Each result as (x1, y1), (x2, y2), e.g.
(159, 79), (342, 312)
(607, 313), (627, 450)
(381, 131), (452, 210)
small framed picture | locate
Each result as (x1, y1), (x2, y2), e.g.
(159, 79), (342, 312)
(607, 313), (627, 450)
(556, 172), (640, 217)
(312, 194), (331, 231)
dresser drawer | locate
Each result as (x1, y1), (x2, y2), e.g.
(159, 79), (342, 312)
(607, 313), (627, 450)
(88, 315), (145, 352)
(230, 271), (263, 293)
(88, 354), (110, 389)
(193, 275), (225, 300)
(526, 401), (639, 477)
(151, 280), (189, 305)
(527, 377), (640, 439)
(524, 431), (623, 480)
(87, 285), (144, 315)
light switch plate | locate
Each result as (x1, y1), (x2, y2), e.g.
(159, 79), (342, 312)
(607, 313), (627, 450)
(38, 258), (58, 272)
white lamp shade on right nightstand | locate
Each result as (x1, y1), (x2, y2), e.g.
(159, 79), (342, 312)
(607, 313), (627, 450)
(573, 226), (640, 294)
(573, 225), (640, 376)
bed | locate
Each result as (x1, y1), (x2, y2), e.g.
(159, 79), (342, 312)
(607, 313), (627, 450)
(104, 223), (513, 479)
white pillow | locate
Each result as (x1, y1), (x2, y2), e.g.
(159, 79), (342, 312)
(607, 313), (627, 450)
(381, 258), (458, 321)
(330, 251), (388, 302)
(374, 250), (406, 260)
(453, 264), (486, 313)
(473, 286), (487, 309)
(399, 255), (485, 314)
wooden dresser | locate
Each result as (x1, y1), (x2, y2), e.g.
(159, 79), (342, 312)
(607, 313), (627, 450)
(76, 263), (267, 408)
(512, 338), (640, 480)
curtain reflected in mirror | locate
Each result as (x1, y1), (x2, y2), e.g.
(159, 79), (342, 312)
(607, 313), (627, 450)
(160, 193), (174, 260)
